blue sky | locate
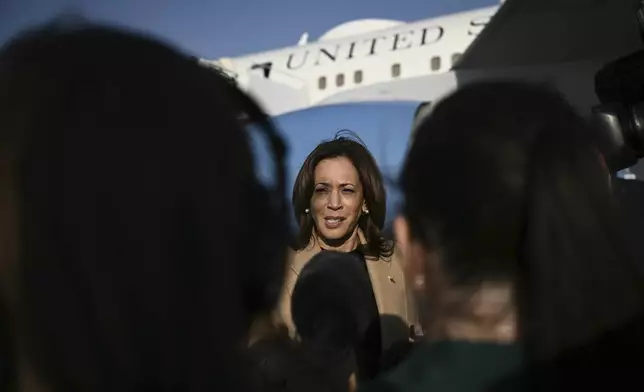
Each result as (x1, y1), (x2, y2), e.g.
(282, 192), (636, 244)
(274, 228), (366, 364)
(0, 0), (498, 224)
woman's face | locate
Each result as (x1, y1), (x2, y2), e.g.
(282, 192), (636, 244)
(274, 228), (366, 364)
(311, 157), (365, 243)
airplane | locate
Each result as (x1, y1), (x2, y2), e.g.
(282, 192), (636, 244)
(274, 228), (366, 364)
(216, 0), (644, 233)
(199, 0), (644, 121)
(198, 4), (501, 116)
(203, 0), (644, 181)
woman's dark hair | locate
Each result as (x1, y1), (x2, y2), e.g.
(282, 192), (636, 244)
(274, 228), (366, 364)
(291, 250), (377, 383)
(292, 130), (393, 259)
(0, 22), (289, 391)
(400, 81), (644, 373)
(291, 251), (376, 350)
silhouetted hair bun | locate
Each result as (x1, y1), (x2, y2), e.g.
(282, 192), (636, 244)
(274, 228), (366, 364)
(291, 251), (374, 349)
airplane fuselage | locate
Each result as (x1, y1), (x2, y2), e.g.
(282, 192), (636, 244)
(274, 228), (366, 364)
(202, 6), (498, 114)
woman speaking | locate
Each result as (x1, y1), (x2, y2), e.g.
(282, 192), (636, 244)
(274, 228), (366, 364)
(278, 131), (419, 378)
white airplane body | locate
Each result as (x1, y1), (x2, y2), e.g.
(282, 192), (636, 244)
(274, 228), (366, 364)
(201, 6), (498, 115)
(200, 0), (643, 118)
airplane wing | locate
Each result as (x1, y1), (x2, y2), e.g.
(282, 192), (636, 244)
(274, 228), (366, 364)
(454, 0), (643, 70)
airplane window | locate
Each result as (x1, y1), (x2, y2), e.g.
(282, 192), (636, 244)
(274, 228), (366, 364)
(318, 76), (327, 90)
(431, 56), (441, 71)
(336, 73), (345, 87)
(392, 63), (401, 78)
(354, 70), (363, 84)
(452, 53), (462, 66)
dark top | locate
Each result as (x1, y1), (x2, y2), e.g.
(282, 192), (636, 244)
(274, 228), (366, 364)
(360, 341), (525, 392)
(346, 248), (382, 381)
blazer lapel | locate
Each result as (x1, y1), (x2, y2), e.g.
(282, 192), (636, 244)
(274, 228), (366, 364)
(366, 260), (385, 314)
(366, 257), (399, 316)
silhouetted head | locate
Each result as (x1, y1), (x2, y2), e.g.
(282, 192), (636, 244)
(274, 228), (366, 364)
(291, 250), (375, 350)
(292, 131), (392, 258)
(291, 250), (377, 386)
(0, 21), (289, 391)
(395, 81), (644, 367)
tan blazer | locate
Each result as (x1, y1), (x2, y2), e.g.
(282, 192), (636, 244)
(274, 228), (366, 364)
(276, 234), (420, 355)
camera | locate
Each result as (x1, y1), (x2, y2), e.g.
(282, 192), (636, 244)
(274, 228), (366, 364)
(591, 0), (644, 173)
(592, 49), (644, 172)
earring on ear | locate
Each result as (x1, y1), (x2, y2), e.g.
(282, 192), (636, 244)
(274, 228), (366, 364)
(413, 274), (426, 290)
(362, 205), (369, 214)
(304, 208), (310, 214)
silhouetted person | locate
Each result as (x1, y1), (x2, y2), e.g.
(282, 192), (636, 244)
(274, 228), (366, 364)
(292, 251), (380, 381)
(0, 21), (289, 392)
(364, 82), (644, 392)
(250, 250), (391, 392)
